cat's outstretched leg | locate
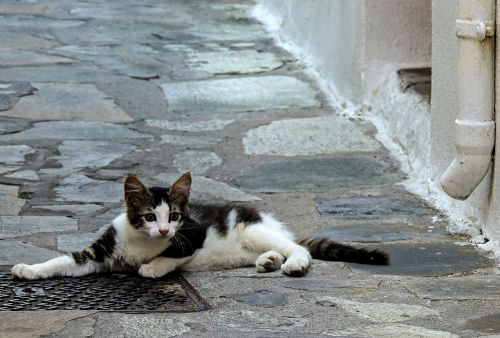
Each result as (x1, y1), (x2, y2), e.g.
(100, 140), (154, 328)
(11, 226), (116, 280)
(11, 256), (105, 280)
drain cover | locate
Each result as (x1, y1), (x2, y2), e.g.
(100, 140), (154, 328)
(0, 272), (208, 312)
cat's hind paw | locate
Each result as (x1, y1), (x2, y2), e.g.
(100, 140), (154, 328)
(11, 264), (39, 280)
(281, 256), (310, 277)
(138, 263), (166, 279)
(256, 250), (285, 273)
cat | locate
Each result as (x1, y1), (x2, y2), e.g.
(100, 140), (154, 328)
(11, 172), (388, 280)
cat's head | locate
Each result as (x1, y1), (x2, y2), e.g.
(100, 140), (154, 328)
(124, 172), (191, 239)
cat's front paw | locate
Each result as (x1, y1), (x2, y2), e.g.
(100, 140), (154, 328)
(138, 263), (165, 279)
(11, 264), (39, 280)
(256, 250), (285, 273)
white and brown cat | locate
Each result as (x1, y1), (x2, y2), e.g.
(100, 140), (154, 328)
(11, 172), (388, 280)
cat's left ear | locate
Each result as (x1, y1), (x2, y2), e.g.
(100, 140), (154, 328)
(169, 172), (191, 207)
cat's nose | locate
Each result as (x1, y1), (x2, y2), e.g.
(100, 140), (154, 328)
(159, 229), (169, 237)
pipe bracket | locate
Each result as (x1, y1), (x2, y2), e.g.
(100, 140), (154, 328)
(454, 119), (495, 155)
(456, 19), (494, 41)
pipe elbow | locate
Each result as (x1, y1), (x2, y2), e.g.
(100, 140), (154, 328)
(440, 119), (495, 200)
(441, 154), (492, 200)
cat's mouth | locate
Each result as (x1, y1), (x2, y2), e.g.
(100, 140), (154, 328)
(151, 231), (175, 240)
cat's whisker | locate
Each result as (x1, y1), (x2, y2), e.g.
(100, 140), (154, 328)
(174, 232), (194, 255)
(172, 235), (187, 256)
(174, 234), (186, 255)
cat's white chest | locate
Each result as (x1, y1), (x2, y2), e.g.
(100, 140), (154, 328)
(112, 213), (171, 266)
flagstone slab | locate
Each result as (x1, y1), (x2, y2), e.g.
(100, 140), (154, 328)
(188, 22), (267, 41)
(187, 50), (283, 74)
(56, 174), (122, 203)
(0, 216), (77, 239)
(464, 313), (500, 334)
(328, 324), (458, 338)
(52, 19), (188, 45)
(347, 242), (495, 276)
(160, 134), (220, 147)
(5, 170), (39, 181)
(0, 241), (60, 266)
(0, 117), (31, 135)
(35, 204), (103, 216)
(0, 184), (25, 215)
(231, 42), (258, 48)
(50, 56), (162, 81)
(0, 166), (20, 175)
(161, 76), (320, 115)
(202, 42), (230, 52)
(162, 43), (196, 53)
(234, 157), (403, 193)
(154, 31), (200, 41)
(155, 173), (260, 202)
(54, 56), (161, 81)
(222, 290), (288, 307)
(0, 145), (35, 165)
(0, 51), (74, 67)
(0, 16), (85, 30)
(95, 169), (129, 180)
(56, 140), (136, 170)
(317, 297), (439, 323)
(0, 65), (124, 83)
(94, 314), (191, 338)
(244, 116), (381, 156)
(54, 44), (158, 56)
(0, 32), (59, 51)
(316, 222), (448, 243)
(0, 83), (36, 111)
(0, 121), (151, 141)
(215, 310), (306, 332)
(316, 195), (434, 220)
(173, 151), (222, 174)
(110, 64), (159, 80)
(170, 68), (213, 81)
(146, 119), (234, 132)
(282, 277), (381, 293)
(0, 4), (56, 15)
(403, 275), (500, 300)
(69, 4), (190, 24)
(2, 83), (133, 122)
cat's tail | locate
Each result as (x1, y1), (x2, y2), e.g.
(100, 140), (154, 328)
(297, 237), (389, 265)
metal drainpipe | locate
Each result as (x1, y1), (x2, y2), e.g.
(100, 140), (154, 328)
(440, 0), (495, 200)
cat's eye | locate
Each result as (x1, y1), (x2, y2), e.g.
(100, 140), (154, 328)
(169, 212), (181, 222)
(144, 213), (156, 222)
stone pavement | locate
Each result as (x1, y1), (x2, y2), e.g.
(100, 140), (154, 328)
(0, 1), (499, 337)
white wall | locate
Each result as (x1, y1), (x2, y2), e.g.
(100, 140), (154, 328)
(363, 0), (431, 99)
(364, 1), (431, 64)
(261, 0), (432, 101)
(261, 0), (365, 104)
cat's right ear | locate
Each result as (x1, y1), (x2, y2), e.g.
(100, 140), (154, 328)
(169, 172), (192, 207)
(124, 175), (150, 209)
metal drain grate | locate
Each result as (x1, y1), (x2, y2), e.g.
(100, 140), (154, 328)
(0, 272), (208, 312)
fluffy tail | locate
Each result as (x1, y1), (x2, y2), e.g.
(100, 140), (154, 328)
(297, 237), (389, 265)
